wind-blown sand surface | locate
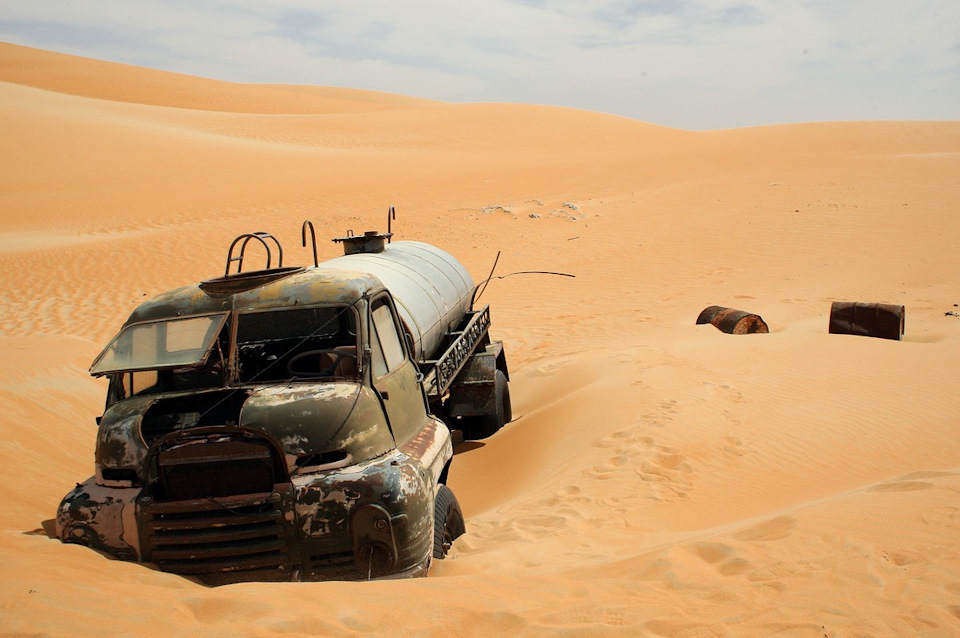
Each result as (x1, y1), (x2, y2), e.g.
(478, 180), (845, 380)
(2, 42), (960, 636)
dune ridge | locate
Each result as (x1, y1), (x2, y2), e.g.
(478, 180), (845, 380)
(2, 42), (960, 636)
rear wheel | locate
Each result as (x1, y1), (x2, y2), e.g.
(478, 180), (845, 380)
(461, 370), (511, 440)
(500, 370), (513, 424)
(433, 485), (465, 559)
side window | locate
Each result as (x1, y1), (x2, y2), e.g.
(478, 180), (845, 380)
(370, 298), (406, 378)
(126, 370), (158, 396)
(108, 370), (159, 404)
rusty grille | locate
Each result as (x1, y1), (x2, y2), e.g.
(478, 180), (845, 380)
(156, 437), (279, 500)
(144, 492), (290, 575)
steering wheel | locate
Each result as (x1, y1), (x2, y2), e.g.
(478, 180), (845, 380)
(287, 349), (357, 378)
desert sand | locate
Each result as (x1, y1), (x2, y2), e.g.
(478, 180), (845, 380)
(2, 41), (959, 636)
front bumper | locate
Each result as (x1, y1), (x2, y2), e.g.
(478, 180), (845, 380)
(57, 455), (434, 584)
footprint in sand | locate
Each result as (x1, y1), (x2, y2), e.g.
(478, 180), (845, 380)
(642, 400), (680, 427)
(635, 449), (694, 502)
(702, 381), (745, 403)
(587, 426), (694, 501)
(181, 597), (272, 624)
(511, 514), (568, 539)
(645, 619), (721, 638)
(529, 360), (567, 376)
(717, 557), (753, 576)
(882, 549), (928, 567)
(730, 515), (797, 542)
(747, 560), (804, 583)
(721, 435), (747, 457)
(867, 481), (935, 493)
(688, 542), (753, 577)
(592, 427), (655, 450)
(660, 399), (680, 414)
(689, 541), (735, 563)
(919, 506), (960, 527)
(543, 484), (591, 508)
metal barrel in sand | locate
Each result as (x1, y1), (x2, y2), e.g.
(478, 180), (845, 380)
(696, 306), (769, 334)
(828, 302), (904, 341)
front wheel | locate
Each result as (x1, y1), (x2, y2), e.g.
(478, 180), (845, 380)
(433, 485), (466, 559)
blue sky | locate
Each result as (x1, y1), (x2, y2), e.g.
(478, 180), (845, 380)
(2, 0), (958, 129)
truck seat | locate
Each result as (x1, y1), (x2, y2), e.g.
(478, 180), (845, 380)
(323, 346), (357, 377)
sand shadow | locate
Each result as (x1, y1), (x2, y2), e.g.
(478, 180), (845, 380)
(22, 519), (58, 539)
(453, 440), (486, 455)
(452, 414), (522, 455)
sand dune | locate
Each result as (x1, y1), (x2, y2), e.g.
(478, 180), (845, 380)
(2, 41), (959, 636)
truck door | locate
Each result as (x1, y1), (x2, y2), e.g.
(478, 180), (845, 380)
(369, 295), (428, 445)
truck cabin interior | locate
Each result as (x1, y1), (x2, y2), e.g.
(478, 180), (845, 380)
(104, 305), (359, 404)
(236, 305), (358, 382)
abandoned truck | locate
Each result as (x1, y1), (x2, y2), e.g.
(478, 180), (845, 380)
(56, 227), (512, 583)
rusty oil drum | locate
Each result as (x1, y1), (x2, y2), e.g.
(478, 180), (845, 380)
(828, 302), (904, 340)
(696, 306), (769, 334)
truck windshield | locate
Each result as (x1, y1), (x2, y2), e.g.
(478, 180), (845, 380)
(90, 314), (228, 376)
(236, 306), (358, 382)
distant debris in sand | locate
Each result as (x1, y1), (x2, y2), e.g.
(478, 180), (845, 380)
(476, 200), (586, 221)
(550, 202), (585, 221)
(479, 204), (512, 215)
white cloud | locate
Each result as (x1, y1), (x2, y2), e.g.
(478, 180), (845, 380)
(2, 0), (958, 128)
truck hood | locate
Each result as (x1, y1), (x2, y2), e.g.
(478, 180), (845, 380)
(95, 383), (396, 478)
(241, 382), (396, 469)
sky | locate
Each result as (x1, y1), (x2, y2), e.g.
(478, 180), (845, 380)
(2, 0), (958, 130)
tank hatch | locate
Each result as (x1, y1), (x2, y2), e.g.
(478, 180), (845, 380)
(332, 230), (393, 256)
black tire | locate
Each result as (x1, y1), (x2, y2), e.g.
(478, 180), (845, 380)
(433, 485), (466, 559)
(500, 370), (513, 425)
(461, 370), (511, 440)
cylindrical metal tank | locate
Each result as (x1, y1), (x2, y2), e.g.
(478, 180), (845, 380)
(696, 305), (769, 334)
(317, 241), (475, 362)
(828, 302), (904, 340)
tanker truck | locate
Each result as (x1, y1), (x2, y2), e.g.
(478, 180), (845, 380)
(56, 226), (512, 584)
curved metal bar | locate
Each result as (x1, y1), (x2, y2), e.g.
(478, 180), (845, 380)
(224, 232), (282, 275)
(260, 231), (283, 268)
(387, 206), (396, 243)
(302, 220), (318, 267)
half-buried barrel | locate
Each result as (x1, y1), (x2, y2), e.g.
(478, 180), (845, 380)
(696, 306), (769, 334)
(828, 302), (904, 341)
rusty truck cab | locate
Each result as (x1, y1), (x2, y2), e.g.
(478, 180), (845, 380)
(58, 264), (455, 583)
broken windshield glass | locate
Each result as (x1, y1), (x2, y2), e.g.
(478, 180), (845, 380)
(90, 314), (229, 376)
